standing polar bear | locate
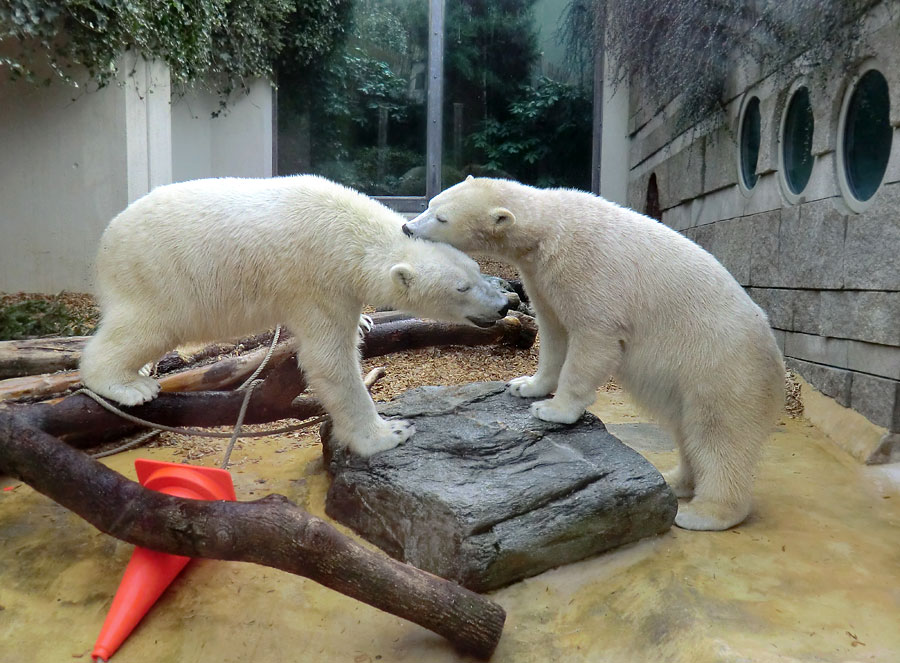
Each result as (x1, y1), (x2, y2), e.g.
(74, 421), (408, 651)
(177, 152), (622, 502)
(80, 175), (510, 457)
(403, 176), (784, 530)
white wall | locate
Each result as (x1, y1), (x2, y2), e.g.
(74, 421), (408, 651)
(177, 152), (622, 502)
(1, 60), (274, 294)
(0, 74), (127, 293)
(171, 80), (273, 182)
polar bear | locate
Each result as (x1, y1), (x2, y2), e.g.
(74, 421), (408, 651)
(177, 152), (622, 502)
(402, 177), (784, 530)
(80, 175), (510, 457)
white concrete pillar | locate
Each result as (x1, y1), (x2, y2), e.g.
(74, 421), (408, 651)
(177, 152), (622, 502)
(122, 53), (173, 202)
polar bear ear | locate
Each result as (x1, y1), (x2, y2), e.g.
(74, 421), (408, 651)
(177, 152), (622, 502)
(465, 174), (474, 182)
(491, 207), (515, 230)
(390, 263), (415, 290)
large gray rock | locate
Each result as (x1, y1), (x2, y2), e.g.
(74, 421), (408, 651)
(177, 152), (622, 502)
(324, 382), (677, 592)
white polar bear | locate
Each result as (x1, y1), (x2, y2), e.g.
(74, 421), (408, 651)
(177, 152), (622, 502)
(403, 176), (784, 530)
(80, 175), (510, 457)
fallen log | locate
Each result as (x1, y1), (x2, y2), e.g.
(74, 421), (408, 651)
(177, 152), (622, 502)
(0, 335), (91, 379)
(0, 343), (284, 403)
(0, 413), (506, 659)
(0, 331), (281, 380)
(0, 312), (535, 404)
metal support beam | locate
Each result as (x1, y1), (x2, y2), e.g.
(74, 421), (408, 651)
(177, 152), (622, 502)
(426, 0), (445, 201)
(591, 2), (606, 195)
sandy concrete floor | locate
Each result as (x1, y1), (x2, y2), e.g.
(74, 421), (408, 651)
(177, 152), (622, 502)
(2, 387), (900, 663)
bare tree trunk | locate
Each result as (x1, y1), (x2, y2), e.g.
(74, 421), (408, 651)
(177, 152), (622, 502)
(0, 413), (506, 659)
(0, 312), (535, 404)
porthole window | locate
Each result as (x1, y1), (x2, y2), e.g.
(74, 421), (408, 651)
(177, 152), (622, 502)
(838, 68), (892, 209)
(739, 96), (761, 191)
(781, 86), (815, 198)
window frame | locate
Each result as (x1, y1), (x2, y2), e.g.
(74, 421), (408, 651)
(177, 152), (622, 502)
(736, 93), (762, 197)
(835, 61), (893, 214)
(778, 80), (816, 205)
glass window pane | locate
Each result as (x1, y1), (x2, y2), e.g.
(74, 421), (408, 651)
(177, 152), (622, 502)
(740, 97), (761, 190)
(782, 86), (814, 195)
(276, 0), (428, 196)
(442, 0), (594, 190)
(844, 69), (892, 202)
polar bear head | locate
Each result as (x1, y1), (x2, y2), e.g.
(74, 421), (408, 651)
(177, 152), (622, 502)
(401, 176), (516, 254)
(389, 239), (510, 327)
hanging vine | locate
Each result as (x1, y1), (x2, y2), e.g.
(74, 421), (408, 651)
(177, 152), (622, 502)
(562, 0), (880, 129)
(0, 0), (350, 97)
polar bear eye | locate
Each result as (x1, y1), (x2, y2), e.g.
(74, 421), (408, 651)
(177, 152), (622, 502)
(457, 285), (471, 293)
(436, 216), (448, 223)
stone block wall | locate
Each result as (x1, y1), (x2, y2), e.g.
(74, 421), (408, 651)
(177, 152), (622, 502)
(626, 4), (900, 435)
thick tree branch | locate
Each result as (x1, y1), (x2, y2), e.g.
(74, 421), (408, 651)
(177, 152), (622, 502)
(0, 413), (505, 658)
(0, 312), (535, 404)
(4, 313), (536, 444)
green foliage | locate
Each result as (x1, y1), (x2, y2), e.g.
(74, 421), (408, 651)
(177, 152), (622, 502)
(0, 0), (350, 96)
(277, 0), (426, 193)
(580, 0), (876, 129)
(469, 77), (592, 189)
(0, 298), (96, 340)
(444, 0), (540, 127)
(277, 0), (592, 193)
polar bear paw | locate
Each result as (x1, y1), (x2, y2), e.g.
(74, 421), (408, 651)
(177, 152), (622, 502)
(507, 375), (554, 398)
(530, 398), (584, 425)
(358, 314), (375, 339)
(96, 376), (161, 407)
(349, 418), (415, 457)
(674, 499), (750, 531)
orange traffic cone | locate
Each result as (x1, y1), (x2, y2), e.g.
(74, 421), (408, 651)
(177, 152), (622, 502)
(91, 459), (236, 662)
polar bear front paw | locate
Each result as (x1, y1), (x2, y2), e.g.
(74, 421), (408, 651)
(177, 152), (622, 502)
(507, 375), (554, 398)
(100, 376), (161, 407)
(350, 418), (415, 457)
(530, 398), (584, 425)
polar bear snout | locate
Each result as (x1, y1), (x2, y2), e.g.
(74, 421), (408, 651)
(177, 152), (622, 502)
(465, 298), (510, 327)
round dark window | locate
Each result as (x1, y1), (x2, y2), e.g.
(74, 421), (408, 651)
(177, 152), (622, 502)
(740, 97), (761, 190)
(782, 86), (814, 195)
(843, 69), (892, 202)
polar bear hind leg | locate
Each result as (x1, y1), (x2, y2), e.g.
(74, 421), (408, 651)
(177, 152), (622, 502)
(671, 408), (758, 530)
(80, 311), (171, 406)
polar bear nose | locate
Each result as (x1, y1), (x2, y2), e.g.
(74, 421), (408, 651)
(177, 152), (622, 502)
(402, 223), (412, 237)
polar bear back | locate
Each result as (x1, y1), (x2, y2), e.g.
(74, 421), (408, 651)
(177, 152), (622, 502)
(94, 175), (405, 340)
(512, 188), (764, 342)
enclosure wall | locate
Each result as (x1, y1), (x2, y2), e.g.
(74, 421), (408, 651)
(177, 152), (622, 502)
(626, 3), (900, 439)
(0, 58), (274, 294)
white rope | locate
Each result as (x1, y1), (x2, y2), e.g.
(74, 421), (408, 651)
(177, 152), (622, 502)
(221, 379), (258, 469)
(90, 429), (162, 459)
(80, 327), (386, 468)
(76, 387), (327, 439)
(236, 325), (282, 390)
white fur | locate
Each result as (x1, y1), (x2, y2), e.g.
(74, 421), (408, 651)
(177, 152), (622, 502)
(404, 177), (785, 530)
(80, 175), (509, 457)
